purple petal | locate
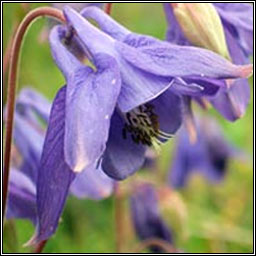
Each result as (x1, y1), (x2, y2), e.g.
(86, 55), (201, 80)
(169, 119), (235, 188)
(49, 25), (84, 80)
(13, 112), (44, 182)
(169, 131), (193, 188)
(214, 3), (253, 56)
(117, 69), (172, 113)
(33, 86), (76, 243)
(70, 164), (114, 200)
(210, 79), (250, 121)
(149, 89), (182, 139)
(53, 3), (104, 11)
(7, 169), (37, 224)
(163, 3), (189, 45)
(64, 6), (115, 57)
(130, 183), (172, 252)
(102, 111), (146, 180)
(122, 33), (161, 48)
(80, 6), (129, 41)
(209, 28), (250, 121)
(64, 7), (175, 113)
(64, 53), (121, 172)
(170, 77), (221, 97)
(116, 41), (252, 79)
(17, 88), (51, 123)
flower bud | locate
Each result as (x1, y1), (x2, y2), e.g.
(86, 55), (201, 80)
(172, 3), (230, 60)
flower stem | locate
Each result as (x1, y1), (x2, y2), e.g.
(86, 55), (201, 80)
(3, 6), (65, 225)
(105, 3), (113, 15)
(114, 183), (124, 253)
(3, 22), (18, 93)
(33, 240), (47, 253)
(133, 238), (177, 253)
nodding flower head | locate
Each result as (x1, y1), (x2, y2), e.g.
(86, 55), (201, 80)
(31, 6), (253, 243)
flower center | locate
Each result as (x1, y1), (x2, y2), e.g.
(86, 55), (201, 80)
(122, 104), (173, 150)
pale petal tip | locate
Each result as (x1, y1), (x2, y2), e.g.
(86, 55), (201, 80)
(73, 163), (86, 173)
(239, 64), (253, 78)
(23, 233), (37, 247)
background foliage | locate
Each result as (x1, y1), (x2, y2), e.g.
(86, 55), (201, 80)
(3, 3), (253, 253)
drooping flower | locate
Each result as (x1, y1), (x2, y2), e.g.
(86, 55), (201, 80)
(169, 118), (237, 188)
(33, 6), (252, 243)
(164, 3), (253, 121)
(130, 183), (173, 253)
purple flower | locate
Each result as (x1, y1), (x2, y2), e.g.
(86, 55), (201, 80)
(33, 6), (252, 243)
(169, 118), (236, 188)
(7, 168), (37, 225)
(164, 3), (253, 121)
(130, 183), (173, 253)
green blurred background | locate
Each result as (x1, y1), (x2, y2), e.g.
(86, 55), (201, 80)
(3, 3), (253, 253)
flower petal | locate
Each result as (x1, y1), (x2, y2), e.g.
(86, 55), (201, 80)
(117, 69), (172, 113)
(163, 3), (189, 45)
(80, 6), (129, 41)
(13, 112), (44, 182)
(64, 53), (121, 172)
(33, 86), (76, 243)
(17, 88), (51, 123)
(209, 28), (250, 121)
(170, 77), (221, 97)
(49, 25), (84, 80)
(130, 183), (172, 253)
(149, 89), (182, 138)
(53, 3), (103, 11)
(7, 169), (37, 224)
(122, 33), (161, 48)
(116, 41), (252, 79)
(64, 6), (115, 57)
(214, 3), (253, 56)
(169, 130), (194, 188)
(70, 164), (114, 200)
(102, 111), (146, 180)
(210, 79), (250, 121)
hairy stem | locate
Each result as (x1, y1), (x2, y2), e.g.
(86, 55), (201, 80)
(3, 4), (65, 239)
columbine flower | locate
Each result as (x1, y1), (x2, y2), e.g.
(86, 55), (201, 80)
(164, 3), (253, 121)
(130, 183), (173, 253)
(33, 6), (252, 243)
(169, 118), (237, 188)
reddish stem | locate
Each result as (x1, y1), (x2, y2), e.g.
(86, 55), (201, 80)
(105, 3), (113, 15)
(33, 240), (47, 253)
